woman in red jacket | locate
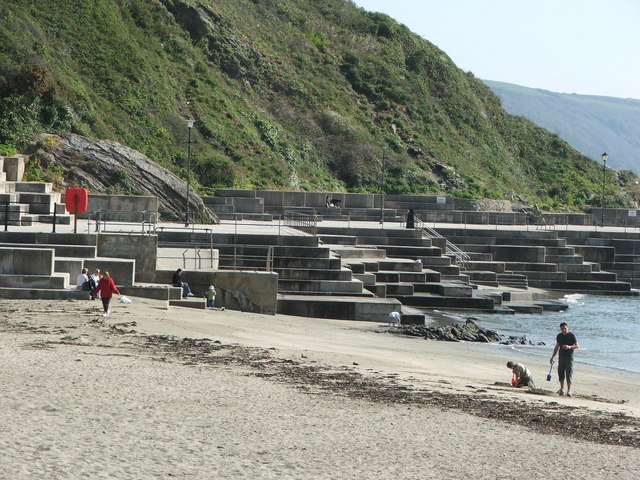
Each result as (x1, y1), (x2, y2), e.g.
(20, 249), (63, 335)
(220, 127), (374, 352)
(96, 271), (120, 317)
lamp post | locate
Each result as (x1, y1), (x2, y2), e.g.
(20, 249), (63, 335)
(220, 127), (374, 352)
(601, 152), (608, 227)
(379, 147), (386, 225)
(185, 119), (194, 226)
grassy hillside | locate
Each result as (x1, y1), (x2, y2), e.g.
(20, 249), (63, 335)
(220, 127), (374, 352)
(484, 80), (640, 174)
(0, 0), (635, 209)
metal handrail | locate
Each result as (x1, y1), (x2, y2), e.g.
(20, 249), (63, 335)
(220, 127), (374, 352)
(283, 209), (317, 236)
(414, 216), (470, 268)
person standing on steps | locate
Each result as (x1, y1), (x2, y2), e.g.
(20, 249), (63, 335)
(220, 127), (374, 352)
(550, 322), (579, 397)
(96, 271), (120, 317)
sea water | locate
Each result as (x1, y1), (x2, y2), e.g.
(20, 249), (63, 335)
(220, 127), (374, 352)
(472, 294), (640, 376)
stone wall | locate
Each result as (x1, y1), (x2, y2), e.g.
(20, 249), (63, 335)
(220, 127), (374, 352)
(453, 198), (513, 212)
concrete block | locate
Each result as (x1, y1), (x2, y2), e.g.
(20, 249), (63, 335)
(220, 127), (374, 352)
(215, 189), (256, 198)
(118, 286), (170, 301)
(83, 258), (136, 286)
(0, 247), (54, 275)
(344, 193), (374, 208)
(0, 274), (67, 289)
(13, 181), (50, 193)
(490, 245), (545, 263)
(283, 191), (306, 207)
(78, 194), (158, 221)
(97, 233), (157, 283)
(55, 258), (85, 286)
(0, 287), (89, 300)
(155, 269), (278, 314)
(233, 197), (264, 213)
(3, 157), (26, 181)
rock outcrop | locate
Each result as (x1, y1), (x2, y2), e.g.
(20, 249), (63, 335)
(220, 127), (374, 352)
(32, 134), (218, 223)
(393, 319), (544, 345)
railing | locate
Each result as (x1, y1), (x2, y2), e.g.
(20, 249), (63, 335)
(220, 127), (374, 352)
(414, 215), (470, 268)
(93, 210), (158, 234)
(2, 200), (69, 232)
(283, 209), (318, 236)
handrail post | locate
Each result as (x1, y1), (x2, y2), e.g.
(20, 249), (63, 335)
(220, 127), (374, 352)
(52, 202), (57, 233)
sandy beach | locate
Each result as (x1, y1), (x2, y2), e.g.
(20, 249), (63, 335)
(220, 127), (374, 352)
(1, 297), (639, 479)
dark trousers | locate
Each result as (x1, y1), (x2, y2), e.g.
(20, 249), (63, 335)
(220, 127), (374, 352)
(101, 296), (112, 313)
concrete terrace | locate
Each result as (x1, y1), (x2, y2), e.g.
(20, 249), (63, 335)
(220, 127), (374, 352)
(3, 209), (639, 325)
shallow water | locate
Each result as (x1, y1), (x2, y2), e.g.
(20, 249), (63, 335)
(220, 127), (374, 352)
(471, 294), (640, 376)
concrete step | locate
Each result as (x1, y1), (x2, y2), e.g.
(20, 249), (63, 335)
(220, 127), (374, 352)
(545, 246), (576, 255)
(497, 273), (528, 289)
(418, 256), (451, 267)
(557, 263), (594, 273)
(566, 272), (617, 281)
(356, 236), (433, 247)
(276, 294), (400, 322)
(318, 234), (357, 245)
(331, 247), (386, 259)
(21, 214), (72, 225)
(0, 287), (89, 300)
(381, 246), (443, 257)
(0, 274), (68, 289)
(466, 271), (498, 283)
(277, 279), (364, 294)
(353, 273), (376, 285)
(169, 298), (206, 309)
(465, 261), (506, 273)
(12, 182), (52, 193)
(544, 254), (584, 264)
(0, 242), (97, 258)
(382, 283), (415, 296)
(520, 271), (567, 281)
(393, 293), (496, 311)
(504, 262), (558, 272)
(375, 271), (426, 283)
(276, 267), (353, 281)
(377, 259), (423, 272)
(528, 279), (635, 293)
(412, 282), (473, 297)
(119, 284), (181, 301)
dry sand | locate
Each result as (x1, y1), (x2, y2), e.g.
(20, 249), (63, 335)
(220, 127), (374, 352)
(1, 297), (639, 479)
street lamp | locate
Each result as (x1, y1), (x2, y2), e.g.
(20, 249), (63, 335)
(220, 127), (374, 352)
(601, 152), (608, 227)
(379, 147), (386, 224)
(185, 119), (194, 226)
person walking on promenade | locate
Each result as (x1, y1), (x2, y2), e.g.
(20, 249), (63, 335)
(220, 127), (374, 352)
(550, 322), (579, 397)
(506, 361), (535, 388)
(96, 271), (120, 317)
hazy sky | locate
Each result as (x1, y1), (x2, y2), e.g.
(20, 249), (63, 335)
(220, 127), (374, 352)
(351, 0), (640, 100)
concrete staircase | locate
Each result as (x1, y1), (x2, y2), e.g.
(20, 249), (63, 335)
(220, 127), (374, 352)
(436, 227), (636, 295)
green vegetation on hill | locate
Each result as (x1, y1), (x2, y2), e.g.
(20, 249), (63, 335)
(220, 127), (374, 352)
(484, 80), (640, 174)
(0, 0), (636, 209)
